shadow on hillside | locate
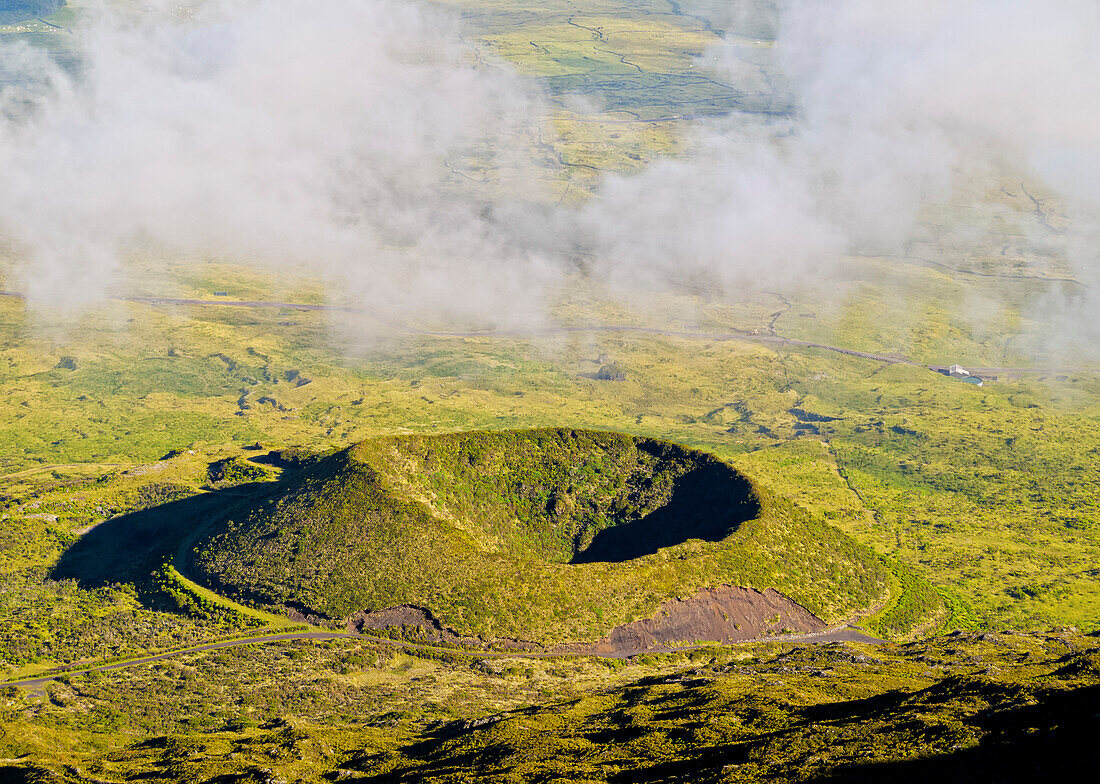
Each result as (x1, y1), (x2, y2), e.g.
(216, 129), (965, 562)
(51, 483), (273, 593)
(804, 683), (1100, 784)
(571, 460), (760, 564)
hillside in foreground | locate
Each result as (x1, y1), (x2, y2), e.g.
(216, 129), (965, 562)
(3, 629), (1098, 783)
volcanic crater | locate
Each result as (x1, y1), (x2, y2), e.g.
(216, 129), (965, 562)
(186, 428), (860, 645)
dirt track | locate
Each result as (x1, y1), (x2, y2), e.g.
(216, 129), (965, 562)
(0, 462), (123, 479)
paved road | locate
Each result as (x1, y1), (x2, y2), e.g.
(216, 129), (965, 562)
(796, 626), (884, 644)
(1, 624), (883, 690)
(933, 365), (1085, 376)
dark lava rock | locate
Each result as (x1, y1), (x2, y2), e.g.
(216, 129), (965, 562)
(596, 363), (627, 381)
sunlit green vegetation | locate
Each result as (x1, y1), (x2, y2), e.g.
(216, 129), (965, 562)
(1, 0), (1098, 780)
(188, 429), (890, 641)
(2, 629), (1097, 782)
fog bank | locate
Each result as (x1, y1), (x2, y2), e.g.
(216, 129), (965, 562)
(3, 0), (1100, 349)
(583, 1), (1100, 301)
(0, 0), (551, 322)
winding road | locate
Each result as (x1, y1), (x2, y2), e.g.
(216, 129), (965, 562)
(0, 625), (883, 690)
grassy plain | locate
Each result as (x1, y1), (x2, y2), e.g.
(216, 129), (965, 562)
(2, 228), (1098, 776)
(3, 270), (1095, 647)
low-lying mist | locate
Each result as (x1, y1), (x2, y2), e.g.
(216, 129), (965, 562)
(0, 0), (553, 322)
(2, 0), (1099, 355)
(583, 1), (1100, 289)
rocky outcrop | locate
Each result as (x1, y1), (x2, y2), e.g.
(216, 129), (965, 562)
(345, 605), (541, 652)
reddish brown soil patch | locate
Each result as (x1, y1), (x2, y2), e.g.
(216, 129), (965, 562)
(555, 586), (826, 656)
(345, 586), (826, 657)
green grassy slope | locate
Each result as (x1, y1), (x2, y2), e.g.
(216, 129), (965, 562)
(0, 447), (293, 677)
(3, 629), (1097, 783)
(189, 429), (893, 642)
(360, 631), (1100, 783)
